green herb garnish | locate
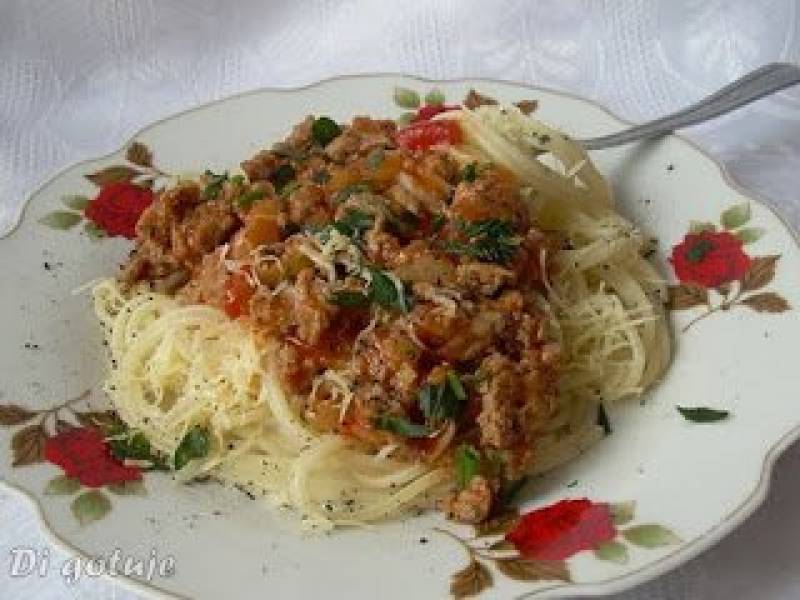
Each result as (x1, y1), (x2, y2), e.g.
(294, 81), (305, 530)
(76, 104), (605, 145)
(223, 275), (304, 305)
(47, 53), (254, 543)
(432, 214), (446, 232)
(418, 370), (467, 424)
(237, 188), (266, 209)
(230, 174), (245, 187)
(279, 180), (301, 198)
(270, 163), (296, 192)
(374, 414), (430, 438)
(455, 444), (481, 489)
(329, 208), (374, 241)
(107, 423), (168, 470)
(312, 116), (342, 146)
(328, 264), (410, 313)
(367, 268), (411, 313)
(442, 219), (520, 264)
(676, 406), (730, 423)
(460, 162), (479, 182)
(173, 426), (211, 470)
(328, 290), (370, 308)
(202, 170), (228, 200)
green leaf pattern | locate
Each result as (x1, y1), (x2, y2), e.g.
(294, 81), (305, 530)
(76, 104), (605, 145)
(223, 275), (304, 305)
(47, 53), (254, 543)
(43, 475), (81, 496)
(594, 540), (629, 564)
(721, 202), (751, 230)
(393, 87), (420, 109)
(38, 211), (82, 230)
(623, 524), (682, 548)
(70, 490), (112, 526)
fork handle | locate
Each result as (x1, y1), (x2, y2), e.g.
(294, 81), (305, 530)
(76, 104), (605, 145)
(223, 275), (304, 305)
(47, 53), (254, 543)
(579, 62), (800, 150)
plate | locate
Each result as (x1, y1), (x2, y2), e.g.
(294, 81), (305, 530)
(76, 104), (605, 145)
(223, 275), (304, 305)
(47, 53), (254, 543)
(1, 75), (798, 599)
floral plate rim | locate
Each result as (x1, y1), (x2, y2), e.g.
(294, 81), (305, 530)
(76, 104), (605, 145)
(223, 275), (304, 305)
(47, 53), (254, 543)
(2, 72), (799, 600)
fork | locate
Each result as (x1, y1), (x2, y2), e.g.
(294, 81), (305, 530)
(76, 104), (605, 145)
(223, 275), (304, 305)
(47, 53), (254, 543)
(578, 62), (800, 150)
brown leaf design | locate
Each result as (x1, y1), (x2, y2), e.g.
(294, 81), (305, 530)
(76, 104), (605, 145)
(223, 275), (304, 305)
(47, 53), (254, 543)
(741, 255), (780, 292)
(463, 89), (498, 110)
(76, 410), (120, 431)
(488, 539), (516, 551)
(126, 142), (153, 168)
(451, 560), (492, 599)
(85, 165), (141, 187)
(740, 292), (790, 313)
(667, 283), (708, 310)
(12, 423), (47, 466)
(494, 557), (571, 583)
(474, 508), (520, 537)
(55, 419), (75, 434)
(514, 100), (538, 115)
(0, 404), (38, 426)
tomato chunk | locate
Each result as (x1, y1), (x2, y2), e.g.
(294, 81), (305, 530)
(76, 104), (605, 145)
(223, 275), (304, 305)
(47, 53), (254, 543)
(396, 119), (462, 151)
(224, 270), (255, 318)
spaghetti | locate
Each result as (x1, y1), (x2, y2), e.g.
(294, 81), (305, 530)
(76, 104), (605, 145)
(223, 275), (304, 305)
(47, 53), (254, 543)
(93, 97), (670, 530)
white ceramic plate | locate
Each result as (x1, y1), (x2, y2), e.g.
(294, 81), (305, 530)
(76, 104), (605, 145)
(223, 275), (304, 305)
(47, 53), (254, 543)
(1, 75), (798, 599)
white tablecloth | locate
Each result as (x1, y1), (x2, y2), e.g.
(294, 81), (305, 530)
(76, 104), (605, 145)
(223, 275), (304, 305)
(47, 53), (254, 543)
(2, 1), (799, 598)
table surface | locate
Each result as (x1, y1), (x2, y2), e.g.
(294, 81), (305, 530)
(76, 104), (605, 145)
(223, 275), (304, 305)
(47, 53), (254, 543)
(1, 1), (799, 598)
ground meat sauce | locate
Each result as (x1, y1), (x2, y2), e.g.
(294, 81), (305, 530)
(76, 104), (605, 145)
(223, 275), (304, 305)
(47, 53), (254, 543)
(123, 107), (561, 523)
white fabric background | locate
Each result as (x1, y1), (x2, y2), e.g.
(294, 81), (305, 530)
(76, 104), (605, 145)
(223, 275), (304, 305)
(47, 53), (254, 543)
(1, 1), (799, 598)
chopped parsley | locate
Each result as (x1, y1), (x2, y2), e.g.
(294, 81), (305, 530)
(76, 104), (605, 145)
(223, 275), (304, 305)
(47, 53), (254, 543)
(328, 265), (411, 313)
(455, 444), (481, 489)
(676, 406), (730, 423)
(107, 422), (168, 470)
(202, 170), (228, 200)
(174, 426), (211, 470)
(418, 370), (467, 424)
(331, 208), (374, 240)
(312, 116), (342, 146)
(431, 213), (446, 233)
(270, 163), (296, 193)
(460, 162), (479, 182)
(442, 219), (520, 264)
(367, 267), (411, 313)
(374, 414), (430, 438)
(279, 180), (301, 198)
(236, 188), (266, 209)
(328, 290), (370, 308)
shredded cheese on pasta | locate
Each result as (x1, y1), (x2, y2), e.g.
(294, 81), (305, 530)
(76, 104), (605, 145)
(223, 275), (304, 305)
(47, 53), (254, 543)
(93, 104), (670, 530)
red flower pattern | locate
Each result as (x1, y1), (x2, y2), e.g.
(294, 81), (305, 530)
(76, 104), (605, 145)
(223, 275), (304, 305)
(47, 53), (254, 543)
(43, 427), (141, 487)
(413, 103), (460, 122)
(84, 182), (153, 239)
(505, 498), (616, 560)
(670, 230), (751, 288)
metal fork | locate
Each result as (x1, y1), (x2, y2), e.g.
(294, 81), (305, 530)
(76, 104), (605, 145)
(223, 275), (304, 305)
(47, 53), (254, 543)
(579, 62), (800, 150)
